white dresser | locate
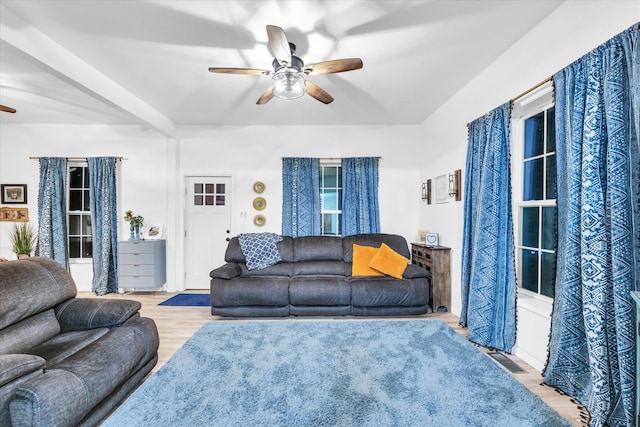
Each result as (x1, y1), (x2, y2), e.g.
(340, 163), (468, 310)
(118, 240), (166, 291)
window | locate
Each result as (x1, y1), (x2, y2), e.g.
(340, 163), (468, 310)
(68, 163), (92, 259)
(513, 85), (557, 298)
(320, 162), (342, 236)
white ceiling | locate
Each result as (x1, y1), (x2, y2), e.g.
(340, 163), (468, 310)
(0, 0), (564, 136)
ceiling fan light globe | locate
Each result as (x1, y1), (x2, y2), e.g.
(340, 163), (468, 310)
(272, 70), (305, 100)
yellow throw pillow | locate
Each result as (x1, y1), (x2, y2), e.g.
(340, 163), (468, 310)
(369, 243), (409, 279)
(352, 244), (385, 276)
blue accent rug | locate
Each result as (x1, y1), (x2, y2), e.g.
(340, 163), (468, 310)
(103, 320), (571, 427)
(158, 293), (209, 307)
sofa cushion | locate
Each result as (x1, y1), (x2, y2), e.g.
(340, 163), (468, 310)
(225, 236), (294, 263)
(289, 277), (351, 306)
(0, 355), (45, 388)
(351, 278), (429, 307)
(0, 310), (61, 354)
(293, 261), (345, 276)
(351, 244), (384, 276)
(238, 262), (294, 277)
(293, 236), (343, 261)
(0, 257), (76, 330)
(369, 243), (410, 279)
(29, 329), (109, 368)
(211, 277), (290, 306)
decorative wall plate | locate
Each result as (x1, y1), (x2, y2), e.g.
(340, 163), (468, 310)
(253, 182), (265, 193)
(254, 215), (266, 226)
(253, 197), (266, 211)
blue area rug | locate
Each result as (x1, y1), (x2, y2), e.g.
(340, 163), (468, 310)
(103, 320), (571, 427)
(158, 293), (209, 307)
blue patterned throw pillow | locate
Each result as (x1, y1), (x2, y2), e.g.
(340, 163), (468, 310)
(237, 233), (283, 270)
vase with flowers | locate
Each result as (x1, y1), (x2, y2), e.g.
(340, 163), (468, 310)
(124, 210), (144, 241)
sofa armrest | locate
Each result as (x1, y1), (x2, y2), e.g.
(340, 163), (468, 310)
(403, 264), (430, 279)
(55, 298), (141, 333)
(210, 263), (242, 280)
(0, 355), (45, 387)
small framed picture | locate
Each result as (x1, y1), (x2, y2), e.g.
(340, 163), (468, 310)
(0, 207), (29, 222)
(1, 184), (27, 204)
(417, 230), (430, 244)
(434, 175), (449, 204)
(144, 224), (164, 240)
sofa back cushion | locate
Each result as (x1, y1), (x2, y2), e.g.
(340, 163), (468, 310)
(293, 236), (343, 262)
(0, 309), (61, 354)
(225, 236), (294, 263)
(0, 257), (77, 331)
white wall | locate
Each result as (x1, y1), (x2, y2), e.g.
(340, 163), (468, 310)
(418, 1), (639, 368)
(0, 123), (424, 292)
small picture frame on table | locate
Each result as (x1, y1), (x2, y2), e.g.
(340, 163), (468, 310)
(144, 224), (164, 240)
(1, 184), (27, 204)
(417, 230), (429, 244)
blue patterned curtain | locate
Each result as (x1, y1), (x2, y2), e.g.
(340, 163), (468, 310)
(282, 158), (320, 237)
(36, 157), (69, 269)
(341, 157), (380, 236)
(544, 24), (639, 427)
(88, 157), (119, 295)
(460, 102), (517, 353)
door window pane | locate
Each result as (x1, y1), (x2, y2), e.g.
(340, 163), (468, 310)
(205, 184), (214, 193)
(216, 184), (225, 194)
(216, 195), (225, 205)
(205, 195), (214, 206)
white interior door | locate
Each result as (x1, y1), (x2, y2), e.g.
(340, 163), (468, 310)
(184, 176), (232, 289)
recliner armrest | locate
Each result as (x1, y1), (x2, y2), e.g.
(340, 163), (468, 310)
(55, 298), (141, 333)
(403, 264), (430, 279)
(0, 354), (45, 387)
(210, 263), (242, 280)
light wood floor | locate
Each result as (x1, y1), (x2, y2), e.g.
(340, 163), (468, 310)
(83, 290), (588, 426)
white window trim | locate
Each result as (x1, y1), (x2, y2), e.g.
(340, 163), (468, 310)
(512, 82), (555, 300)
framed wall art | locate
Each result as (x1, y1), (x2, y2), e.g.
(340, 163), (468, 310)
(434, 175), (449, 204)
(0, 207), (29, 222)
(1, 184), (27, 204)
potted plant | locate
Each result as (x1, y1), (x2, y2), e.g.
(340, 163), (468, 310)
(124, 210), (144, 240)
(8, 222), (37, 259)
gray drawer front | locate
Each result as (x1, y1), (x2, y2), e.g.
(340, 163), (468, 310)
(119, 253), (154, 264)
(118, 275), (156, 288)
(119, 264), (154, 275)
(119, 242), (156, 254)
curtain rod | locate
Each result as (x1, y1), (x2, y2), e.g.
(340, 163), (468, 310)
(29, 156), (125, 161)
(466, 76), (553, 128)
(281, 157), (382, 160)
(510, 76), (553, 103)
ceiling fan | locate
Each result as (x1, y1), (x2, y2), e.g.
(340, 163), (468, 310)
(208, 25), (363, 105)
(0, 105), (17, 113)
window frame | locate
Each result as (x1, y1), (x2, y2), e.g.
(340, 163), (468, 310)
(319, 160), (342, 236)
(511, 83), (557, 301)
(67, 161), (92, 262)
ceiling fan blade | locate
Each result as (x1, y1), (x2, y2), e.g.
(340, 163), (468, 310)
(266, 25), (292, 66)
(304, 58), (363, 75)
(256, 87), (275, 105)
(305, 81), (334, 104)
(0, 105), (17, 113)
(208, 67), (271, 76)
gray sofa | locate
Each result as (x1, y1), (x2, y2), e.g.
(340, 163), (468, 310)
(0, 257), (159, 427)
(210, 233), (430, 317)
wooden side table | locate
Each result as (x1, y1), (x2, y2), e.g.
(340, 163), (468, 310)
(411, 243), (451, 312)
